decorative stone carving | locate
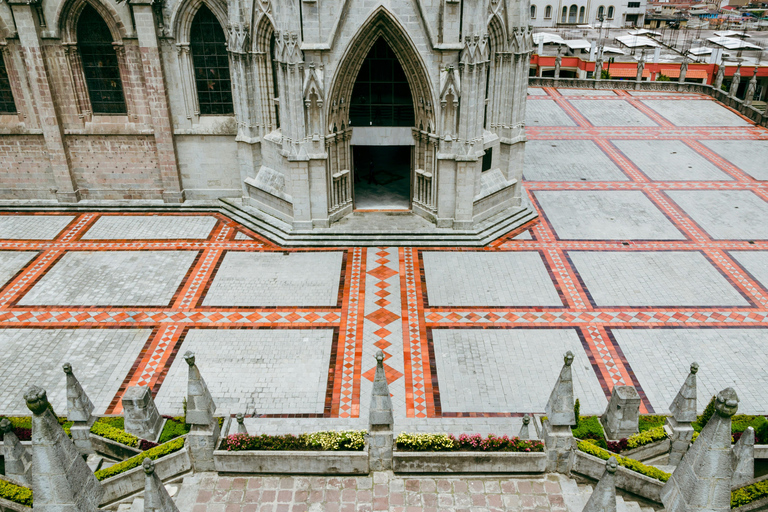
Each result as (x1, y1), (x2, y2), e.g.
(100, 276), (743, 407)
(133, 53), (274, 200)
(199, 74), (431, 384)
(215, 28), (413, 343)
(184, 351), (216, 425)
(745, 68), (758, 107)
(582, 456), (618, 512)
(369, 350), (394, 471)
(714, 64), (725, 91)
(1, 418), (32, 486)
(554, 48), (561, 79)
(601, 385), (641, 440)
(732, 426), (754, 488)
(143, 458), (180, 512)
(63, 362), (94, 422)
(666, 362), (698, 466)
(236, 413), (248, 434)
(729, 64), (741, 98)
(518, 414), (530, 440)
(545, 351), (575, 426)
(122, 386), (164, 442)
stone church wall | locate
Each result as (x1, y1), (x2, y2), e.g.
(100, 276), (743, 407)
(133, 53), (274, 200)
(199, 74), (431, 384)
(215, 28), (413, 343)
(0, 135), (56, 199)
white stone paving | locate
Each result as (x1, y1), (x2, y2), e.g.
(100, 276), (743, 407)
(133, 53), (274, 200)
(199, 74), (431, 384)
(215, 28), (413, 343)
(0, 251), (37, 288)
(202, 251), (343, 307)
(524, 100), (577, 127)
(0, 215), (75, 240)
(0, 328), (151, 415)
(423, 251), (562, 307)
(568, 251), (749, 307)
(432, 329), (607, 415)
(524, 140), (628, 181)
(729, 251), (768, 291)
(557, 88), (616, 96)
(613, 328), (768, 415)
(82, 215), (218, 239)
(569, 99), (657, 126)
(665, 190), (768, 240)
(527, 87), (548, 96)
(641, 99), (750, 127)
(534, 190), (686, 240)
(19, 251), (197, 306)
(612, 140), (732, 181)
(154, 328), (334, 416)
(700, 140), (768, 181)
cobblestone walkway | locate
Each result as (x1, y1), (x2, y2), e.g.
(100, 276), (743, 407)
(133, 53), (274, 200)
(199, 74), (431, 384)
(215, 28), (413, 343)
(0, 88), (766, 431)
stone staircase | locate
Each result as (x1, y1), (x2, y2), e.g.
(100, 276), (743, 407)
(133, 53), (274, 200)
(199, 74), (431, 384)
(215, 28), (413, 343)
(557, 475), (662, 512)
(110, 475), (191, 512)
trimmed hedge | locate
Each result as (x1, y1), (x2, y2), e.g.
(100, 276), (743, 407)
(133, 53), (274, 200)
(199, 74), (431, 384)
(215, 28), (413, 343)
(158, 416), (190, 444)
(626, 426), (667, 449)
(0, 479), (32, 507)
(221, 431), (367, 452)
(571, 416), (607, 449)
(0, 416), (72, 442)
(395, 433), (545, 452)
(90, 418), (139, 448)
(732, 480), (768, 508)
(638, 415), (666, 432)
(577, 440), (671, 482)
(93, 437), (185, 481)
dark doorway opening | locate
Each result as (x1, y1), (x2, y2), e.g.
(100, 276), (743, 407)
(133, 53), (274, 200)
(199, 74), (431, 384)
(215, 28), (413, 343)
(353, 145), (411, 210)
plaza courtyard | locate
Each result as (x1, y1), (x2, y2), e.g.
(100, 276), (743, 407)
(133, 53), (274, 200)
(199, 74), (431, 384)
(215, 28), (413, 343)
(0, 87), (767, 442)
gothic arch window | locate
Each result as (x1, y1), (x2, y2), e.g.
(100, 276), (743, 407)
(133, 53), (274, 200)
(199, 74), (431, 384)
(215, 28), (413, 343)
(561, 6), (567, 22)
(579, 6), (585, 22)
(597, 5), (605, 18)
(530, 5), (537, 18)
(568, 5), (578, 23)
(545, 5), (552, 18)
(607, 5), (615, 18)
(0, 52), (16, 114)
(269, 33), (280, 128)
(77, 5), (126, 114)
(190, 5), (233, 115)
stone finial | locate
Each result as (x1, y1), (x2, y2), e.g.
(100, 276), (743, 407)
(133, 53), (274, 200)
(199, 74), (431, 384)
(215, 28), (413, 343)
(582, 456), (618, 512)
(669, 362), (698, 423)
(545, 351), (576, 426)
(601, 386), (641, 440)
(25, 385), (104, 510)
(122, 386), (164, 441)
(185, 351), (217, 426)
(518, 414), (531, 440)
(63, 362), (95, 423)
(1, 418), (32, 486)
(714, 65), (725, 90)
(661, 387), (739, 512)
(369, 350), (393, 429)
(732, 426), (755, 488)
(143, 458), (180, 512)
(236, 413), (248, 434)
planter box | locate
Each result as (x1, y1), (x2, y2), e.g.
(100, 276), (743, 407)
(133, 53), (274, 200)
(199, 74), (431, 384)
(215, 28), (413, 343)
(213, 448), (369, 475)
(571, 450), (664, 503)
(99, 443), (192, 507)
(734, 496), (768, 512)
(392, 451), (547, 474)
(755, 444), (768, 459)
(0, 496), (31, 512)
(619, 438), (670, 462)
(90, 433), (142, 461)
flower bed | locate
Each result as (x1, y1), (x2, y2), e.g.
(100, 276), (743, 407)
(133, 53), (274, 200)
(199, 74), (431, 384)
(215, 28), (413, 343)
(0, 479), (32, 508)
(158, 416), (190, 444)
(732, 480), (768, 509)
(395, 433), (543, 452)
(94, 437), (185, 481)
(0, 416), (72, 441)
(221, 430), (366, 451)
(577, 440), (670, 482)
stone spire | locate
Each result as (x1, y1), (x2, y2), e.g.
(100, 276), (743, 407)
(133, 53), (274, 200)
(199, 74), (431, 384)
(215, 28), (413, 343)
(732, 426), (755, 488)
(25, 385), (104, 512)
(143, 458), (180, 512)
(545, 351), (575, 426)
(554, 48), (562, 79)
(714, 64), (725, 91)
(63, 363), (94, 422)
(745, 68), (758, 107)
(236, 413), (248, 434)
(368, 350), (394, 471)
(582, 456), (618, 512)
(635, 50), (645, 83)
(670, 362), (698, 422)
(679, 57), (689, 84)
(730, 64), (742, 98)
(184, 351), (216, 425)
(518, 414), (531, 440)
(661, 387), (739, 512)
(1, 418), (32, 486)
(601, 385), (640, 440)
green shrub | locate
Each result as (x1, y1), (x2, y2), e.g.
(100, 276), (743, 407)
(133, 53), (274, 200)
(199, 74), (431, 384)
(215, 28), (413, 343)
(626, 426), (667, 449)
(693, 395), (717, 431)
(572, 416), (607, 449)
(577, 441), (670, 482)
(96, 416), (125, 430)
(574, 399), (581, 429)
(90, 419), (139, 448)
(756, 418), (768, 445)
(638, 415), (666, 432)
(732, 479), (768, 508)
(222, 431), (368, 452)
(656, 74), (672, 82)
(158, 417), (190, 444)
(302, 430), (366, 451)
(396, 433), (455, 451)
(600, 69), (611, 79)
(0, 479), (33, 507)
(94, 437), (185, 481)
(732, 415), (767, 434)
(395, 432), (544, 452)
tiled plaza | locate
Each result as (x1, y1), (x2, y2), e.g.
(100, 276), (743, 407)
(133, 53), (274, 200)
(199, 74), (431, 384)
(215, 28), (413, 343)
(1, 88), (767, 437)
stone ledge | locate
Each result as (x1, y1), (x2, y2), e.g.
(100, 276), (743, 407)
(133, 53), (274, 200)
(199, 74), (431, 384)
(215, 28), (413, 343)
(618, 438), (670, 462)
(392, 451), (547, 474)
(90, 432), (143, 461)
(0, 496), (31, 512)
(570, 449), (664, 503)
(213, 448), (369, 474)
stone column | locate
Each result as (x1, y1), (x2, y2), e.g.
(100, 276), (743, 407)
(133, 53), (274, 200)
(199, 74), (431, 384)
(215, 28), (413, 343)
(582, 456), (618, 512)
(122, 386), (164, 442)
(368, 350), (394, 471)
(63, 363), (95, 454)
(7, 0), (79, 203)
(184, 351), (220, 472)
(600, 385), (640, 441)
(732, 426), (755, 488)
(1, 419), (32, 486)
(665, 362), (698, 466)
(129, 0), (184, 203)
(25, 386), (104, 512)
(236, 413), (248, 434)
(143, 458), (180, 512)
(518, 414), (531, 440)
(542, 351), (577, 473)
(661, 387), (740, 512)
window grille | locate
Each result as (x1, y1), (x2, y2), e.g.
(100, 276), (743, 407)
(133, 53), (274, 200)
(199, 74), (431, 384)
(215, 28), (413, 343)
(77, 5), (126, 115)
(190, 5), (234, 115)
(0, 52), (16, 115)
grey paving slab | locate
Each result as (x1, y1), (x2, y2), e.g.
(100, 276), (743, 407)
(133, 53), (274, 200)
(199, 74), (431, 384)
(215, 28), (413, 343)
(568, 251), (749, 307)
(612, 140), (732, 181)
(641, 99), (751, 126)
(665, 189), (768, 240)
(613, 328), (768, 415)
(527, 87), (549, 96)
(729, 251), (768, 291)
(19, 251), (197, 306)
(422, 251), (562, 307)
(0, 328), (151, 415)
(524, 140), (628, 181)
(0, 251), (37, 288)
(627, 90), (695, 95)
(202, 251), (343, 306)
(432, 329), (607, 415)
(534, 190), (686, 240)
(0, 215), (75, 240)
(513, 230), (532, 240)
(82, 215), (217, 239)
(569, 99), (658, 126)
(557, 88), (616, 96)
(154, 328), (334, 416)
(524, 100), (577, 127)
(700, 140), (768, 181)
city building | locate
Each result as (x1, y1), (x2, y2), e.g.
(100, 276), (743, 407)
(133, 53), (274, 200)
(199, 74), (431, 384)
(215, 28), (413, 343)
(529, 0), (647, 28)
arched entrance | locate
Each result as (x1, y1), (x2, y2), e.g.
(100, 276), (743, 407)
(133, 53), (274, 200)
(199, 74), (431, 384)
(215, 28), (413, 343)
(326, 8), (436, 215)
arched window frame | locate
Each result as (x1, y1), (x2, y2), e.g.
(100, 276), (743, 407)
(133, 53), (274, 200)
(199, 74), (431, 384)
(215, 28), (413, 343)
(568, 4), (578, 23)
(530, 5), (537, 18)
(484, 15), (505, 132)
(0, 47), (19, 116)
(597, 5), (605, 19)
(545, 5), (552, 18)
(189, 5), (233, 116)
(561, 6), (567, 22)
(578, 6), (585, 23)
(607, 5), (615, 18)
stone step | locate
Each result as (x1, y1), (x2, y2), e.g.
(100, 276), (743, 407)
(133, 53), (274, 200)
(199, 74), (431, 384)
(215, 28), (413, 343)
(558, 475), (661, 512)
